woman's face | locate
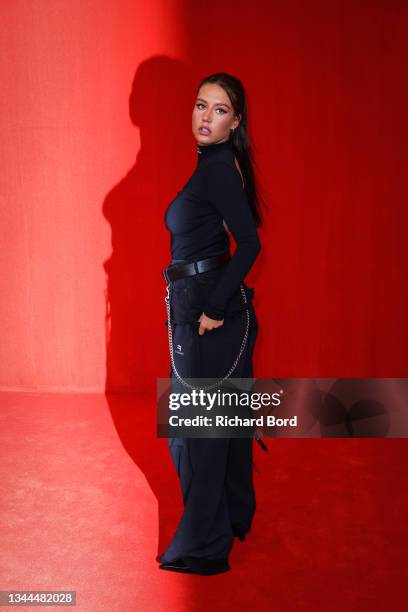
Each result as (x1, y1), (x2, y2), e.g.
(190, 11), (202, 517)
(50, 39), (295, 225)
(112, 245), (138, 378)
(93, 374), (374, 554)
(192, 83), (240, 145)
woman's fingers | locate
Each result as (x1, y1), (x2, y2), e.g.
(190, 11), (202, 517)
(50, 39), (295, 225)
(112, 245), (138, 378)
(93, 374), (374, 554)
(198, 324), (206, 336)
(197, 313), (224, 335)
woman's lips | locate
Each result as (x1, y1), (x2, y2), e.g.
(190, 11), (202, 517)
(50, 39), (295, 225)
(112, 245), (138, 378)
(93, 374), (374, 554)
(199, 127), (211, 135)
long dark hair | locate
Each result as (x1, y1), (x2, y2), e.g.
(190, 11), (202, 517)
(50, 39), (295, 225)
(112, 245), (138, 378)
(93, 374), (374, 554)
(196, 72), (266, 227)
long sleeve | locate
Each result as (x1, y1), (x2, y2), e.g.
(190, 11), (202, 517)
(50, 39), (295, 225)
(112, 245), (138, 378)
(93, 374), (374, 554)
(200, 160), (261, 320)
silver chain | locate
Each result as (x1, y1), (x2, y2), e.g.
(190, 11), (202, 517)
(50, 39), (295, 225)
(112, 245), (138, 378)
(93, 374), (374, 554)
(164, 282), (250, 391)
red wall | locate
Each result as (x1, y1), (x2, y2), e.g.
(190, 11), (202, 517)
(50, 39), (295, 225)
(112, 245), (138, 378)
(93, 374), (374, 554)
(1, 1), (406, 392)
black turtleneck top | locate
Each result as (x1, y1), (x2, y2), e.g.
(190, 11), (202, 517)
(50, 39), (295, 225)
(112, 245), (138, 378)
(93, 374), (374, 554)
(164, 137), (261, 321)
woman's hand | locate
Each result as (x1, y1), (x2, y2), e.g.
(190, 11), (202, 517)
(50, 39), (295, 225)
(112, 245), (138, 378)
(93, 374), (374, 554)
(197, 312), (224, 336)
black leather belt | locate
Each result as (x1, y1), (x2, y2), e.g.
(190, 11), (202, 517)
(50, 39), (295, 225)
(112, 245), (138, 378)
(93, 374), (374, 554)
(162, 252), (230, 283)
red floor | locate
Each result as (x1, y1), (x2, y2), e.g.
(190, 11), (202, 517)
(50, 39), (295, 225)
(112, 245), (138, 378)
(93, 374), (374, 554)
(0, 391), (406, 611)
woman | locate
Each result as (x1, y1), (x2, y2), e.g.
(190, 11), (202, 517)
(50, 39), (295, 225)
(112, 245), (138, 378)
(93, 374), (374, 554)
(159, 72), (264, 575)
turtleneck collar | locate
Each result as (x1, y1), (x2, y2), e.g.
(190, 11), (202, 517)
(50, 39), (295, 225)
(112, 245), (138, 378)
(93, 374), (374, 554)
(197, 137), (235, 161)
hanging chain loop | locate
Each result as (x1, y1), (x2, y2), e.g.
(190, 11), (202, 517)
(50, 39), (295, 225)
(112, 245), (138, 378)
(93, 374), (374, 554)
(164, 283), (250, 391)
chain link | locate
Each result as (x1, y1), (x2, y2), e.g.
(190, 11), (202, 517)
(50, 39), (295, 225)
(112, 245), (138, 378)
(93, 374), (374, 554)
(164, 282), (250, 391)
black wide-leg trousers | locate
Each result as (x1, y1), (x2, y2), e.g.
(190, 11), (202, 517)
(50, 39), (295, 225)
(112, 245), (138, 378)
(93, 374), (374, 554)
(160, 276), (258, 575)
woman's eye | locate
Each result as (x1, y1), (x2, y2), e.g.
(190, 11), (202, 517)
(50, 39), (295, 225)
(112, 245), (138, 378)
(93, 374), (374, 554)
(195, 103), (226, 114)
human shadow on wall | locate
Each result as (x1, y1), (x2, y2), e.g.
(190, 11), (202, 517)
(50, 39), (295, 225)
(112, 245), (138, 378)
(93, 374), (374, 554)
(102, 55), (197, 559)
(103, 55), (195, 394)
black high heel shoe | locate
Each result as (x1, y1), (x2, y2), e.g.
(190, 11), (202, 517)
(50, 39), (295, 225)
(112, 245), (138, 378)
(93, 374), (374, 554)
(159, 559), (193, 574)
(232, 528), (247, 541)
(235, 533), (246, 541)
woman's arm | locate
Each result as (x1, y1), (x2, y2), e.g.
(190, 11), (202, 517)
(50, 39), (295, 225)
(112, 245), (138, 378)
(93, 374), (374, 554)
(200, 159), (261, 320)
